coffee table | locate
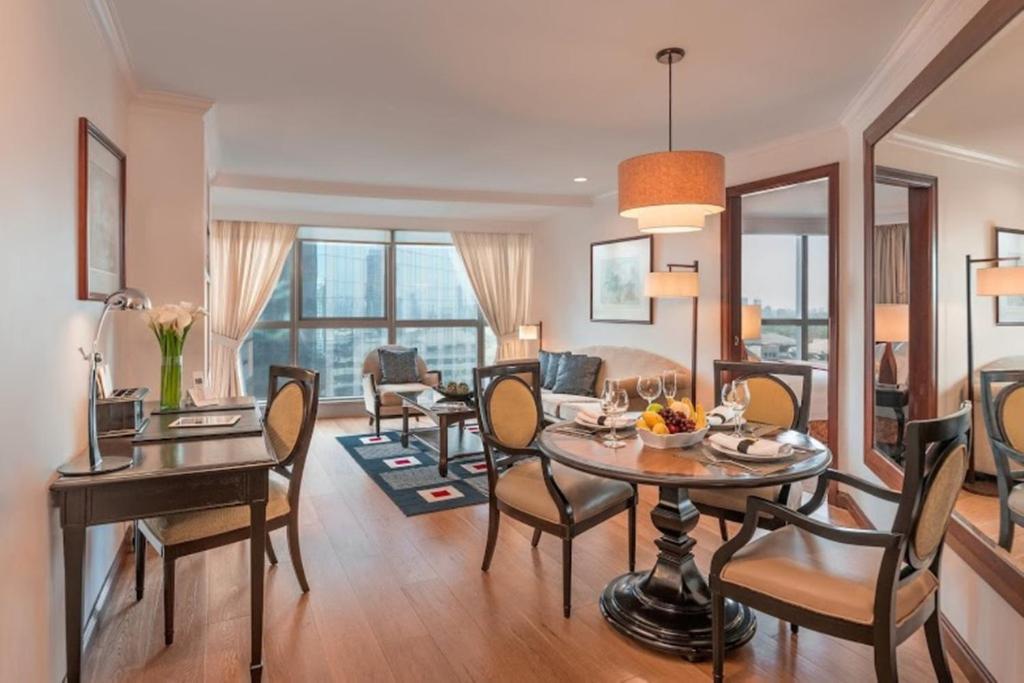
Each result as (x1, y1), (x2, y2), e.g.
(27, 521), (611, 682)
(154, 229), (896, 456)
(397, 389), (483, 477)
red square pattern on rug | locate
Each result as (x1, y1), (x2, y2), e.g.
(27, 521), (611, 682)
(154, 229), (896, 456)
(383, 455), (421, 469)
(417, 485), (464, 503)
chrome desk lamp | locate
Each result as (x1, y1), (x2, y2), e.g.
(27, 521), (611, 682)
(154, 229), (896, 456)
(59, 288), (151, 476)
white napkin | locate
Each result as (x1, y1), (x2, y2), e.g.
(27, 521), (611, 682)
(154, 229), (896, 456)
(577, 408), (634, 429)
(705, 406), (737, 426)
(708, 432), (793, 458)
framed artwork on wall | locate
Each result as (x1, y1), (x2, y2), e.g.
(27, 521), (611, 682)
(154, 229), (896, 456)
(995, 226), (1024, 325)
(590, 235), (653, 324)
(78, 117), (126, 301)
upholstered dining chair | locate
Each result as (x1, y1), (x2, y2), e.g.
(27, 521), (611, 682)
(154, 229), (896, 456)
(361, 345), (441, 435)
(691, 360), (813, 540)
(710, 403), (971, 683)
(979, 369), (1024, 551)
(473, 361), (637, 617)
(135, 365), (320, 645)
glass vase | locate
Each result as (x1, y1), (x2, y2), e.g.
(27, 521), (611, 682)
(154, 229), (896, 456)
(160, 354), (183, 411)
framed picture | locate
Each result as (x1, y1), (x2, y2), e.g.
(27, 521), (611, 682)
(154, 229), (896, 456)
(590, 235), (653, 324)
(995, 227), (1024, 325)
(78, 117), (126, 301)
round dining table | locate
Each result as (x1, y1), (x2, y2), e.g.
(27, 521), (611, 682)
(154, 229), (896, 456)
(537, 425), (831, 661)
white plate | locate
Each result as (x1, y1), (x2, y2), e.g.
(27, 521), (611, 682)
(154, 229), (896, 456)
(708, 440), (792, 462)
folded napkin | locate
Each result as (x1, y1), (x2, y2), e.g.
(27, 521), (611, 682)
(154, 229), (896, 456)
(707, 432), (793, 458)
(577, 408), (634, 429)
(705, 406), (737, 426)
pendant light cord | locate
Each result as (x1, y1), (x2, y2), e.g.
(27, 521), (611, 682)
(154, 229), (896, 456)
(668, 57), (673, 151)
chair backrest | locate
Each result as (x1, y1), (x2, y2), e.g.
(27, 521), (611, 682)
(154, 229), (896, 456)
(473, 362), (543, 467)
(361, 345), (429, 382)
(892, 403), (971, 571)
(713, 360), (812, 432)
(265, 365), (320, 509)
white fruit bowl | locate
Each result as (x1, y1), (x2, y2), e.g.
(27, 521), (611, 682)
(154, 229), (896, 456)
(637, 426), (709, 450)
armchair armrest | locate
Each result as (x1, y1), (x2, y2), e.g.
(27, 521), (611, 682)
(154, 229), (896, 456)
(992, 440), (1024, 469)
(423, 369), (442, 388)
(361, 373), (378, 413)
(797, 467), (900, 516)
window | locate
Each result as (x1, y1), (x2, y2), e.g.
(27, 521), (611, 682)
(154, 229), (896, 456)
(241, 229), (495, 399)
(741, 234), (829, 361)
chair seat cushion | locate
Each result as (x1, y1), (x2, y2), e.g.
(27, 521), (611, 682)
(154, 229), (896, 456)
(1009, 483), (1024, 516)
(719, 525), (938, 625)
(690, 484), (802, 514)
(494, 458), (632, 524)
(142, 471), (291, 546)
(377, 382), (431, 406)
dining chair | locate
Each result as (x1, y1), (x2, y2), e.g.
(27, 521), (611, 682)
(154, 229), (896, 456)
(691, 360), (813, 540)
(135, 365), (320, 645)
(979, 369), (1024, 551)
(710, 403), (971, 683)
(473, 361), (637, 617)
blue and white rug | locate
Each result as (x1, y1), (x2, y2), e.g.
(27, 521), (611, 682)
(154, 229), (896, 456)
(336, 430), (490, 516)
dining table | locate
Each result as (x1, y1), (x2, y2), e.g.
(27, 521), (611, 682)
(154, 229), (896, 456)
(537, 423), (831, 661)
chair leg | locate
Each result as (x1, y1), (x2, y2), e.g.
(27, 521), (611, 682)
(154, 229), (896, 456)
(712, 591), (725, 683)
(562, 538), (573, 618)
(134, 523), (145, 601)
(789, 623), (799, 634)
(266, 532), (279, 565)
(368, 416), (374, 427)
(375, 414), (381, 436)
(718, 517), (729, 542)
(872, 632), (898, 683)
(163, 557), (175, 646)
(998, 506), (1014, 552)
(531, 528), (542, 547)
(287, 517), (310, 592)
(481, 505), (500, 571)
(924, 610), (953, 683)
(628, 499), (637, 572)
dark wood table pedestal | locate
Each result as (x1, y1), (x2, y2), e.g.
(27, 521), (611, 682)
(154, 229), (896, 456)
(600, 485), (755, 660)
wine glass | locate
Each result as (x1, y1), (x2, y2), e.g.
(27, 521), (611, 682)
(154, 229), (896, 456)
(603, 378), (619, 399)
(601, 388), (630, 448)
(662, 371), (677, 404)
(720, 379), (752, 436)
(637, 375), (663, 409)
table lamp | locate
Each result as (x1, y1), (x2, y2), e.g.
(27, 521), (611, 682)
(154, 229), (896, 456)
(518, 323), (542, 354)
(644, 261), (699, 400)
(874, 303), (909, 385)
(740, 304), (761, 360)
(59, 287), (151, 476)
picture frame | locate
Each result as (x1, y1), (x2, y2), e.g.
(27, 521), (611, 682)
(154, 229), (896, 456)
(78, 117), (126, 301)
(995, 226), (1024, 325)
(590, 235), (653, 324)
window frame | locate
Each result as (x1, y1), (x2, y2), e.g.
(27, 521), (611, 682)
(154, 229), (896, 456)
(247, 230), (491, 400)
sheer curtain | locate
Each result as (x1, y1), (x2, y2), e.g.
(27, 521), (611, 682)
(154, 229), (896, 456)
(209, 220), (298, 397)
(452, 232), (533, 361)
(875, 223), (910, 304)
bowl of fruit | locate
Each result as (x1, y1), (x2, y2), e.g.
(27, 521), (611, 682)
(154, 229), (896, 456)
(635, 399), (709, 449)
(436, 381), (474, 401)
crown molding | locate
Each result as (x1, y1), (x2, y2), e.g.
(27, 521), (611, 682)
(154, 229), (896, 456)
(85, 0), (137, 91)
(209, 205), (540, 233)
(132, 89), (214, 114)
(887, 131), (1024, 171)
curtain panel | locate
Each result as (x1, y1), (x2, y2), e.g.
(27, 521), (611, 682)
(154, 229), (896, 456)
(209, 220), (298, 397)
(452, 232), (533, 362)
(874, 223), (910, 304)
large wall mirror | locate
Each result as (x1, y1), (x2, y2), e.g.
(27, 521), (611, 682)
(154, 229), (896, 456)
(864, 0), (1024, 613)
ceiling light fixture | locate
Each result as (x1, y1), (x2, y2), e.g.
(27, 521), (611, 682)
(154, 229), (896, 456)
(618, 47), (725, 233)
(573, 176), (589, 183)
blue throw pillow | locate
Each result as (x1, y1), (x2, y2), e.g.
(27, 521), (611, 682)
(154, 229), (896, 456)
(378, 347), (420, 384)
(551, 354), (603, 396)
(540, 350), (569, 390)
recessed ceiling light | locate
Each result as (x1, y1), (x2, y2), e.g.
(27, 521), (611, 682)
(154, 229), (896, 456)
(573, 176), (588, 183)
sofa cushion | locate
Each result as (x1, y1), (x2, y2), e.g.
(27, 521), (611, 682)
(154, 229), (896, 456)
(557, 401), (605, 422)
(539, 350), (569, 390)
(379, 347), (421, 384)
(551, 354), (602, 396)
(541, 391), (601, 419)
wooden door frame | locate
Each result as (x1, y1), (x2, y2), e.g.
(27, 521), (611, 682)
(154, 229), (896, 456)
(720, 162), (840, 472)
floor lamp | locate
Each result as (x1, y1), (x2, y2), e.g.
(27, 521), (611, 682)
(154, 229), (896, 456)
(518, 322), (542, 355)
(645, 261), (699, 400)
(874, 303), (909, 385)
(966, 256), (1024, 491)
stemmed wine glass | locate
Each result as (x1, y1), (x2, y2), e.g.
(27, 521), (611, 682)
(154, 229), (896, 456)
(662, 371), (677, 404)
(601, 387), (630, 449)
(637, 375), (663, 408)
(720, 379), (751, 436)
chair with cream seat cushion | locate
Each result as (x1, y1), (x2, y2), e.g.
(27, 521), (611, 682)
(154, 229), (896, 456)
(690, 361), (813, 540)
(136, 366), (319, 646)
(361, 346), (441, 435)
(979, 369), (1024, 551)
(474, 361), (636, 618)
(710, 403), (970, 683)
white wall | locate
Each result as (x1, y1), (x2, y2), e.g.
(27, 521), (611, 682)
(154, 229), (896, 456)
(0, 0), (130, 679)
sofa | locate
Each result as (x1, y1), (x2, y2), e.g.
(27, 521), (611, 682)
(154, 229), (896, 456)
(539, 345), (691, 423)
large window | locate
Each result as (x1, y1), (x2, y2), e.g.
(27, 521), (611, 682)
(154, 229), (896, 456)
(741, 234), (829, 361)
(240, 228), (494, 399)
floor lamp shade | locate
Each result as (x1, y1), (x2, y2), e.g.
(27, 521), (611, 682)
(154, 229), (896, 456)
(741, 304), (762, 340)
(977, 266), (1024, 296)
(619, 151), (725, 233)
(518, 324), (540, 341)
(644, 270), (700, 298)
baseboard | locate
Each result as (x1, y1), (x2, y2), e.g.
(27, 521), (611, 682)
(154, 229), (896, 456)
(834, 490), (875, 529)
(81, 524), (133, 650)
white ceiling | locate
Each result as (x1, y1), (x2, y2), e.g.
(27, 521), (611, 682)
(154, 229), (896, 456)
(111, 0), (925, 215)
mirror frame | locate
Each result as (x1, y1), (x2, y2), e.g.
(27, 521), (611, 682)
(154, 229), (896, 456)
(863, 0), (1024, 616)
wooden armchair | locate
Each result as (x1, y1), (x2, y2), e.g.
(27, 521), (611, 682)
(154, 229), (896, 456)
(136, 365), (319, 645)
(474, 361), (637, 617)
(979, 369), (1024, 551)
(710, 403), (971, 683)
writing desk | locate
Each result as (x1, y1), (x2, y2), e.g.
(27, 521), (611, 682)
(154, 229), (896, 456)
(51, 429), (275, 682)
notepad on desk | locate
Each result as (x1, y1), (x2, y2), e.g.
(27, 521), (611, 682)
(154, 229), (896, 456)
(169, 414), (242, 428)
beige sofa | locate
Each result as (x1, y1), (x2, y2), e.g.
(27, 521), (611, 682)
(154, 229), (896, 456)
(540, 345), (691, 423)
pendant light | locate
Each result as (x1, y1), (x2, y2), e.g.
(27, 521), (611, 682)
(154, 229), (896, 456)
(618, 48), (725, 233)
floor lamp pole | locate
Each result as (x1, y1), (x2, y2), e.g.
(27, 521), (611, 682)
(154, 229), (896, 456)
(667, 261), (699, 401)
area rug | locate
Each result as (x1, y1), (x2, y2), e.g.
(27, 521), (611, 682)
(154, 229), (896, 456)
(336, 430), (490, 516)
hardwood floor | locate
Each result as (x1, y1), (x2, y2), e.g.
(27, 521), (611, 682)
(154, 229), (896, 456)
(83, 417), (966, 682)
(956, 487), (1024, 568)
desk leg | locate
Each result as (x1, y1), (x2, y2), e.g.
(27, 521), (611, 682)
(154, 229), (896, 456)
(249, 488), (267, 682)
(63, 522), (86, 683)
(438, 420), (449, 478)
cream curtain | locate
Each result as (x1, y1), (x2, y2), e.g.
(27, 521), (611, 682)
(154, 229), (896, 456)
(875, 223), (909, 304)
(209, 220), (298, 397)
(452, 232), (533, 361)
